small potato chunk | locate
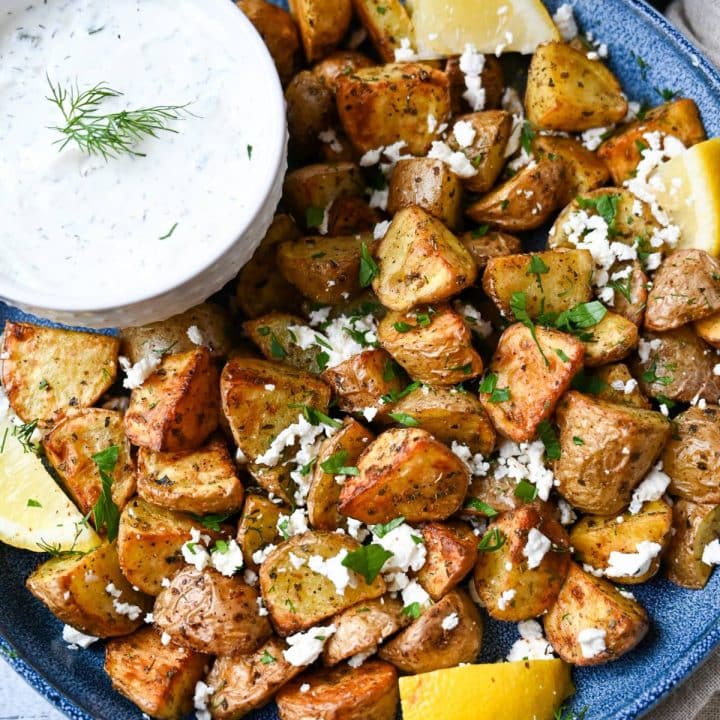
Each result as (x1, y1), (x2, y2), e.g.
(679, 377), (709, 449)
(482, 249), (594, 319)
(387, 158), (463, 231)
(479, 324), (584, 443)
(351, 0), (413, 62)
(259, 531), (386, 635)
(582, 311), (639, 367)
(416, 521), (478, 601)
(313, 51), (375, 91)
(27, 542), (151, 637)
(323, 596), (409, 666)
(247, 463), (297, 507)
(554, 391), (671, 515)
(286, 71), (337, 163)
(445, 55), (505, 112)
(473, 504), (571, 621)
(610, 261), (649, 327)
(525, 41), (628, 131)
(373, 206), (477, 312)
(570, 500), (673, 583)
(379, 589), (482, 674)
(378, 306), (483, 386)
(466, 158), (567, 232)
(245, 313), (323, 374)
(154, 566), (271, 655)
(695, 312), (720, 348)
(460, 230), (522, 271)
(338, 428), (469, 524)
(594, 363), (651, 409)
(124, 348), (220, 453)
(464, 473), (520, 518)
(44, 408), (135, 516)
(336, 63), (451, 156)
(236, 494), (285, 570)
(220, 357), (330, 461)
(2, 321), (117, 422)
(137, 437), (244, 515)
(544, 563), (649, 666)
(662, 406), (720, 504)
(277, 660), (399, 720)
(327, 195), (380, 234)
(289, 0), (351, 62)
(665, 499), (720, 589)
(645, 250), (720, 331)
(308, 419), (375, 531)
(105, 627), (207, 720)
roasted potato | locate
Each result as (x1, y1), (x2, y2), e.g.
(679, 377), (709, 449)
(594, 363), (651, 409)
(236, 494), (286, 570)
(379, 589), (482, 673)
(327, 195), (380, 234)
(27, 542), (151, 637)
(289, 0), (351, 62)
(313, 50), (375, 91)
(259, 531), (386, 634)
(479, 323), (584, 443)
(277, 660), (399, 720)
(286, 70), (337, 163)
(544, 563), (649, 666)
(246, 463), (297, 507)
(338, 428), (469, 523)
(373, 206), (477, 313)
(695, 312), (720, 348)
(351, 0), (413, 62)
(553, 391), (671, 515)
(105, 627), (208, 720)
(460, 229), (522, 271)
(612, 261), (649, 327)
(582, 311), (639, 367)
(464, 472), (521, 518)
(2, 321), (117, 423)
(244, 313), (322, 374)
(445, 55), (505, 113)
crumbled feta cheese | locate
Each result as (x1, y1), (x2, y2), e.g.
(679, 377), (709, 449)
(451, 441), (490, 477)
(144, 612), (155, 624)
(62, 625), (98, 649)
(553, 3), (578, 40)
(427, 141), (478, 178)
(557, 498), (578, 526)
(256, 596), (269, 617)
(373, 522), (427, 589)
(105, 582), (142, 620)
(160, 632), (172, 646)
(605, 541), (662, 578)
(210, 539), (244, 577)
(373, 220), (391, 240)
(578, 628), (607, 659)
(702, 539), (720, 566)
(523, 528), (552, 569)
(300, 683), (311, 693)
(264, 383), (276, 392)
(494, 440), (555, 502)
(308, 306), (332, 327)
(252, 544), (276, 566)
(194, 681), (214, 720)
(278, 508), (310, 539)
(457, 303), (493, 338)
(506, 620), (555, 661)
(619, 589), (637, 600)
(441, 612), (460, 631)
(119, 353), (160, 390)
(453, 120), (477, 148)
(458, 43), (486, 111)
(583, 563), (605, 577)
(243, 569), (258, 586)
(182, 527), (211, 571)
(394, 37), (418, 62)
(497, 589), (516, 611)
(611, 378), (638, 395)
(629, 462), (671, 514)
(369, 188), (389, 210)
(236, 447), (248, 464)
(308, 550), (356, 595)
(348, 648), (375, 668)
(318, 128), (343, 154)
(161, 577), (171, 588)
(401, 579), (432, 610)
(638, 337), (662, 364)
(345, 518), (369, 543)
(186, 325), (206, 347)
(713, 364), (720, 376)
(283, 624), (337, 667)
(362, 406), (379, 423)
(255, 413), (337, 468)
(581, 126), (612, 151)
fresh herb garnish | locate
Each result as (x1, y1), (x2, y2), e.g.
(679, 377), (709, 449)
(260, 649), (276, 664)
(402, 602), (422, 618)
(510, 292), (549, 366)
(571, 369), (607, 395)
(576, 194), (620, 237)
(341, 544), (392, 584)
(158, 222), (178, 240)
(514, 480), (539, 502)
(190, 513), (230, 532)
(388, 412), (420, 427)
(26, 499), (42, 508)
(520, 121), (536, 154)
(464, 498), (498, 517)
(573, 436), (585, 446)
(381, 381), (421, 404)
(477, 528), (506, 552)
(89, 445), (120, 541)
(393, 321), (413, 333)
(359, 242), (379, 287)
(320, 450), (360, 476)
(306, 206), (325, 229)
(641, 360), (673, 386)
(290, 404), (342, 429)
(527, 254), (549, 289)
(12, 420), (41, 456)
(472, 224), (490, 238)
(537, 419), (561, 460)
(478, 373), (511, 403)
(372, 516), (406, 538)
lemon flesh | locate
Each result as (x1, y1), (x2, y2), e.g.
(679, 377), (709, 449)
(400, 659), (574, 720)
(409, 0), (560, 56)
(652, 138), (720, 257)
(0, 418), (99, 553)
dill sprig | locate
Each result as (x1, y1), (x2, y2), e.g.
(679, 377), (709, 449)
(46, 75), (192, 160)
(12, 419), (41, 456)
(37, 522), (88, 559)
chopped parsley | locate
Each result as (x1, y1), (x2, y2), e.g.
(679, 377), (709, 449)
(89, 445), (121, 542)
(372, 516), (406, 538)
(514, 480), (539, 502)
(388, 412), (420, 427)
(464, 498), (498, 517)
(537, 419), (561, 460)
(576, 193), (620, 237)
(320, 450), (360, 476)
(477, 528), (506, 552)
(359, 242), (379, 287)
(402, 602), (422, 618)
(305, 206), (325, 229)
(341, 544), (393, 584)
(478, 373), (511, 403)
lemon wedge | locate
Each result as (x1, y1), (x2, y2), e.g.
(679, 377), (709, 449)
(652, 138), (720, 257)
(0, 417), (99, 553)
(400, 659), (574, 720)
(409, 0), (560, 56)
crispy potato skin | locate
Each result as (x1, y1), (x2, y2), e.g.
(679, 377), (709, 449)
(327, 195), (380, 234)
(544, 563), (649, 666)
(336, 64), (451, 155)
(378, 589), (482, 673)
(313, 51), (375, 91)
(289, 0), (351, 62)
(286, 71), (337, 163)
(277, 660), (399, 720)
(595, 363), (651, 409)
(460, 230), (522, 271)
(554, 391), (671, 515)
(2, 321), (117, 423)
(351, 0), (413, 62)
(479, 324), (584, 443)
(259, 531), (386, 635)
(338, 428), (469, 524)
(236, 494), (285, 570)
(695, 312), (720, 348)
(105, 627), (208, 720)
(26, 543), (151, 637)
(473, 504), (571, 621)
(582, 311), (639, 367)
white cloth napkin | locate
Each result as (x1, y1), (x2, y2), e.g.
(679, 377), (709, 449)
(667, 0), (720, 65)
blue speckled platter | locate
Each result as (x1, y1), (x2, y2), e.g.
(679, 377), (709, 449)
(2, 1), (720, 719)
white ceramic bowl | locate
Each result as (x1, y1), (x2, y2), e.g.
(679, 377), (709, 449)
(0, 0), (286, 329)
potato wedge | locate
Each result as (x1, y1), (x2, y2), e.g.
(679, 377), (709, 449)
(378, 589), (482, 674)
(460, 230), (522, 271)
(554, 391), (671, 515)
(695, 312), (720, 348)
(525, 41), (628, 131)
(236, 494), (286, 570)
(351, 0), (413, 62)
(544, 563), (649, 666)
(244, 313), (322, 374)
(313, 51), (375, 91)
(338, 428), (469, 523)
(2, 321), (117, 423)
(286, 70), (337, 163)
(105, 627), (208, 720)
(594, 363), (651, 409)
(582, 311), (639, 367)
(289, 0), (352, 62)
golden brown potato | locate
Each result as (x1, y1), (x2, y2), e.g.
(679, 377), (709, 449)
(482, 249), (594, 319)
(460, 230), (523, 271)
(289, 0), (352, 61)
(137, 437), (244, 515)
(598, 98), (706, 184)
(244, 313), (322, 374)
(154, 566), (271, 655)
(105, 627), (208, 720)
(665, 499), (720, 589)
(544, 563), (649, 666)
(43, 408), (135, 517)
(610, 261), (649, 327)
(525, 41), (628, 131)
(554, 391), (671, 515)
(464, 472), (521, 518)
(582, 311), (639, 367)
(247, 463), (297, 507)
(259, 531), (386, 635)
(472, 503), (571, 621)
(378, 589), (482, 674)
(336, 63), (451, 156)
(445, 55), (505, 112)
(479, 323), (584, 443)
(236, 494), (286, 570)
(327, 195), (380, 234)
(338, 427), (469, 523)
(27, 542), (151, 637)
(220, 356), (330, 461)
(466, 158), (567, 232)
(373, 206), (477, 313)
(277, 660), (399, 720)
(662, 406), (720, 504)
(594, 363), (651, 409)
(308, 419), (375, 531)
(416, 521), (478, 601)
(323, 596), (409, 666)
(378, 306), (483, 386)
(570, 500), (673, 584)
(351, 0), (413, 62)
(695, 312), (720, 348)
(124, 348), (220, 453)
(313, 50), (375, 91)
(2, 321), (117, 423)
(286, 71), (337, 163)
